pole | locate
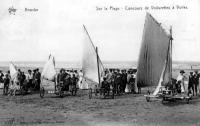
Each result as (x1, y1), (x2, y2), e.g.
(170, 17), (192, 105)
(170, 26), (173, 84)
(96, 47), (101, 87)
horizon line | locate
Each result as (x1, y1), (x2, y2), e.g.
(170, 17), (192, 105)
(0, 60), (200, 63)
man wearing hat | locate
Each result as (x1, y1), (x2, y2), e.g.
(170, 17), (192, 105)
(193, 70), (199, 96)
(176, 70), (186, 93)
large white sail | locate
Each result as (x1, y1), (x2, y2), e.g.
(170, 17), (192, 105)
(136, 13), (171, 89)
(41, 55), (56, 81)
(82, 25), (104, 89)
(9, 62), (17, 80)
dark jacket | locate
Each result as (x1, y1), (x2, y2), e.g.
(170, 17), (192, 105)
(188, 74), (194, 86)
(193, 74), (199, 85)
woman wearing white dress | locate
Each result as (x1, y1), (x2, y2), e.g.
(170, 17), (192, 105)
(176, 70), (186, 93)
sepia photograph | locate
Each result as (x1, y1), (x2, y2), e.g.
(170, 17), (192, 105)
(0, 0), (200, 125)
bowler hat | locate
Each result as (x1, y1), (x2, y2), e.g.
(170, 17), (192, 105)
(180, 70), (185, 73)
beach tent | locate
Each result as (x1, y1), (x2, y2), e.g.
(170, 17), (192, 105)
(41, 55), (56, 81)
(82, 25), (104, 89)
(136, 13), (172, 95)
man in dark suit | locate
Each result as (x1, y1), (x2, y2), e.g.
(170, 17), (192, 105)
(193, 70), (199, 96)
(188, 72), (194, 96)
(0, 70), (4, 83)
(114, 69), (122, 95)
(3, 74), (10, 95)
(121, 70), (127, 93)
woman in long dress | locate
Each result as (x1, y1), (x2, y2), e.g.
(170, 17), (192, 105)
(176, 70), (186, 93)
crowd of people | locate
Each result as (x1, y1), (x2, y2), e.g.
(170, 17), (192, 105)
(165, 70), (200, 96)
(0, 69), (41, 96)
(0, 68), (137, 97)
(1, 67), (200, 97)
(56, 69), (79, 92)
(100, 69), (137, 96)
(188, 70), (200, 96)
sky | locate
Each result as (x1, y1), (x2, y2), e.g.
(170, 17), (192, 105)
(0, 0), (199, 62)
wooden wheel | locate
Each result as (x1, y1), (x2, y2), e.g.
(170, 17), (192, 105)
(40, 87), (45, 98)
(146, 96), (150, 102)
(59, 90), (64, 98)
(186, 98), (190, 104)
(146, 90), (151, 102)
(111, 89), (115, 99)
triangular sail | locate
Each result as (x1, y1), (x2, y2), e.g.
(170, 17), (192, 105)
(136, 13), (171, 88)
(82, 25), (104, 89)
(9, 62), (17, 80)
(41, 55), (57, 81)
(153, 40), (171, 95)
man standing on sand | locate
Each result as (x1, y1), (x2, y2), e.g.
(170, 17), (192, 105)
(3, 74), (10, 95)
(114, 69), (121, 95)
(0, 70), (4, 83)
(35, 69), (41, 91)
(121, 70), (127, 93)
(193, 70), (199, 96)
(188, 72), (194, 96)
(27, 70), (33, 91)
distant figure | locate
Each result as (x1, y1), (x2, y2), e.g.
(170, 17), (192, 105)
(35, 69), (41, 91)
(121, 70), (127, 93)
(27, 70), (33, 90)
(0, 70), (4, 83)
(70, 74), (78, 93)
(188, 72), (194, 96)
(126, 74), (135, 93)
(3, 74), (10, 95)
(17, 69), (22, 89)
(114, 69), (121, 95)
(193, 70), (199, 96)
(176, 70), (186, 93)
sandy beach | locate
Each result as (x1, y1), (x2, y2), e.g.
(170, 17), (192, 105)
(0, 64), (200, 126)
(0, 88), (200, 126)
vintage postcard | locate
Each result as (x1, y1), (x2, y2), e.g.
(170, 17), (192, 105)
(0, 0), (199, 126)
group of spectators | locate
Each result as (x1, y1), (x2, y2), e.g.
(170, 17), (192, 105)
(56, 69), (79, 92)
(0, 69), (41, 96)
(1, 68), (137, 96)
(101, 69), (136, 96)
(188, 70), (200, 96)
(165, 70), (200, 96)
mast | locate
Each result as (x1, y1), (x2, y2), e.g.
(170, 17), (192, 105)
(169, 26), (173, 83)
(96, 47), (101, 86)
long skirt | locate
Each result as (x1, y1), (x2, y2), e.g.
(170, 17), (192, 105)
(125, 83), (131, 93)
